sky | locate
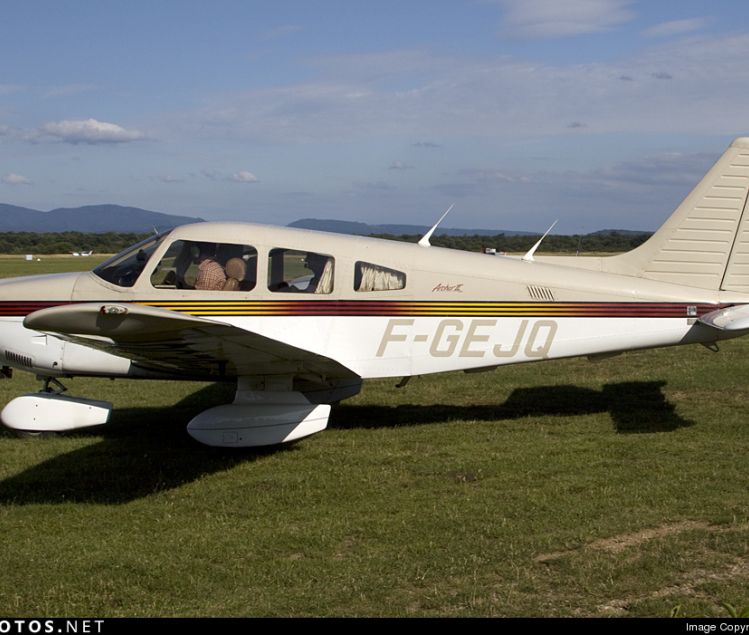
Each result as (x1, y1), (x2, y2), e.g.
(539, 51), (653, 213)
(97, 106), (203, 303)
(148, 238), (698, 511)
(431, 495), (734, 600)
(2, 0), (749, 233)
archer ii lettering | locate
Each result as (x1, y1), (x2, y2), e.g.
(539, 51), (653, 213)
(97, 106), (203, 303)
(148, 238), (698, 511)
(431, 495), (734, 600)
(432, 283), (464, 292)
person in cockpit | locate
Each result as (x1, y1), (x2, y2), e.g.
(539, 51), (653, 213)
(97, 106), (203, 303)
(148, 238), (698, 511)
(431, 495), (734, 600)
(194, 243), (227, 290)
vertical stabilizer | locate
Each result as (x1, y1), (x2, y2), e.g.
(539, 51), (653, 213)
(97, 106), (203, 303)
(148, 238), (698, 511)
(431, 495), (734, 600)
(607, 137), (749, 290)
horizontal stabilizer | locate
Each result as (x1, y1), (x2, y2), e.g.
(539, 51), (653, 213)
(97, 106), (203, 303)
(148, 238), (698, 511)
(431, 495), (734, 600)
(698, 304), (749, 331)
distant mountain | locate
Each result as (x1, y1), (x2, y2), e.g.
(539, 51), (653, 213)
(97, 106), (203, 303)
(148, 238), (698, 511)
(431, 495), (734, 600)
(288, 218), (535, 237)
(0, 204), (204, 233)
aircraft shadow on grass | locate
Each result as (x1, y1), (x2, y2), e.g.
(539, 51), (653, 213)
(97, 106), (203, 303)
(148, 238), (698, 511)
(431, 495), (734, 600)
(0, 380), (690, 505)
(331, 380), (693, 434)
(0, 383), (286, 505)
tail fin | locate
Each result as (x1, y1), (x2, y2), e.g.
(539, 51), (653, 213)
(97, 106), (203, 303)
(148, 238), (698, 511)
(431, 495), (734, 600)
(608, 137), (749, 291)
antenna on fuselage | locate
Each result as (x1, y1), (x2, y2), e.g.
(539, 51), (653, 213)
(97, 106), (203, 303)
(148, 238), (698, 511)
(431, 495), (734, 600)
(418, 204), (454, 248)
(521, 219), (558, 262)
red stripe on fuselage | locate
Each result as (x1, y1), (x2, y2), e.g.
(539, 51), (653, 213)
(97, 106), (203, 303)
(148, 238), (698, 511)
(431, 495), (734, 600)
(0, 300), (729, 318)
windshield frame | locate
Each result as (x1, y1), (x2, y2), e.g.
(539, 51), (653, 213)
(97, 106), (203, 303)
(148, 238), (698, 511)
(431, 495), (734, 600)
(92, 230), (172, 288)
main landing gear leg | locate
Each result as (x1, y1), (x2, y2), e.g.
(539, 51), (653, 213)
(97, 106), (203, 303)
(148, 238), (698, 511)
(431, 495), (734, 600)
(39, 376), (67, 395)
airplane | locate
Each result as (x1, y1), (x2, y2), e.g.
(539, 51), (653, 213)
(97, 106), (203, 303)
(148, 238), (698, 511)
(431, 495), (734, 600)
(2, 137), (749, 448)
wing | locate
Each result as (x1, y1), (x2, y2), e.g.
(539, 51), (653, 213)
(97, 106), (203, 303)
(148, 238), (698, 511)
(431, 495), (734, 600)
(24, 302), (357, 380)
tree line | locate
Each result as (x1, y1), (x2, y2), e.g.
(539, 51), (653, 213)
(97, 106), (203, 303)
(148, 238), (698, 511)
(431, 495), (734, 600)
(0, 231), (150, 255)
(0, 229), (652, 255)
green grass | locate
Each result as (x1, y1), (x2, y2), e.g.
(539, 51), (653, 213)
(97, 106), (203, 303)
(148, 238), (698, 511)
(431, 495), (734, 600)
(0, 255), (109, 278)
(0, 259), (747, 616)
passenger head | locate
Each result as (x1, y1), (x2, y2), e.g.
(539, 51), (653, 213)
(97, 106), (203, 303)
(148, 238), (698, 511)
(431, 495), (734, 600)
(305, 253), (327, 275)
(195, 242), (217, 263)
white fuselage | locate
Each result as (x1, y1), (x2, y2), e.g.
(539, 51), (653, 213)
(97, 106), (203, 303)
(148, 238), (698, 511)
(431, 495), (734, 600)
(0, 222), (744, 382)
(0, 221), (745, 447)
(218, 312), (713, 378)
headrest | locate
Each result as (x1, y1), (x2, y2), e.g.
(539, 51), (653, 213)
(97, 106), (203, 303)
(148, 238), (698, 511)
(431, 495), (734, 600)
(225, 257), (247, 279)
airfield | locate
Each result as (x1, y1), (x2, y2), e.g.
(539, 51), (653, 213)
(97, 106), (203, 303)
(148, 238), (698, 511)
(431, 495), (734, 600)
(0, 256), (747, 617)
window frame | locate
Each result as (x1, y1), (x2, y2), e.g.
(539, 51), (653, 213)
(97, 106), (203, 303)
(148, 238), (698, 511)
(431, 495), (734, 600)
(267, 248), (335, 294)
(148, 239), (258, 292)
(354, 260), (407, 292)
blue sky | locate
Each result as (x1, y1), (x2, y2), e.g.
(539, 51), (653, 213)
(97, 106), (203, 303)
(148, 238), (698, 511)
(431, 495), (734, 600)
(2, 0), (749, 233)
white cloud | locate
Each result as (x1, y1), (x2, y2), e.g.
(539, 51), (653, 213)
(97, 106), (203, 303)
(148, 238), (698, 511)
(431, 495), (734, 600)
(2, 173), (32, 185)
(497, 0), (635, 38)
(413, 141), (441, 148)
(388, 161), (414, 170)
(231, 170), (258, 183)
(37, 118), (145, 144)
(434, 167), (531, 198)
(174, 33), (749, 148)
(643, 18), (708, 38)
(591, 152), (717, 188)
(517, 151), (721, 231)
(203, 169), (259, 183)
(428, 151), (719, 231)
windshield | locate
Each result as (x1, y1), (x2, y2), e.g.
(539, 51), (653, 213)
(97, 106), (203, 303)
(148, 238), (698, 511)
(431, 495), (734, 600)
(93, 232), (171, 287)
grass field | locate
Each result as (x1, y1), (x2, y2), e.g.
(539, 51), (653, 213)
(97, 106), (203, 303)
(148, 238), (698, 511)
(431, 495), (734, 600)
(0, 256), (747, 617)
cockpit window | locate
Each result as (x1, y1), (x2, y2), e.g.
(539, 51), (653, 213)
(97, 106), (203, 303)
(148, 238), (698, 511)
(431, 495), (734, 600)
(354, 261), (406, 291)
(268, 249), (334, 294)
(150, 240), (257, 291)
(93, 232), (170, 288)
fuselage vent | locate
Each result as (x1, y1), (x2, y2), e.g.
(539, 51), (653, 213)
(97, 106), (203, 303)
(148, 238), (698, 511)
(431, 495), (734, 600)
(527, 285), (555, 301)
(4, 350), (33, 368)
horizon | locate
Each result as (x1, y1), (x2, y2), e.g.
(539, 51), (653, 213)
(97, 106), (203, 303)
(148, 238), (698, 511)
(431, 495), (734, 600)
(0, 202), (652, 236)
(1, 1), (747, 233)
